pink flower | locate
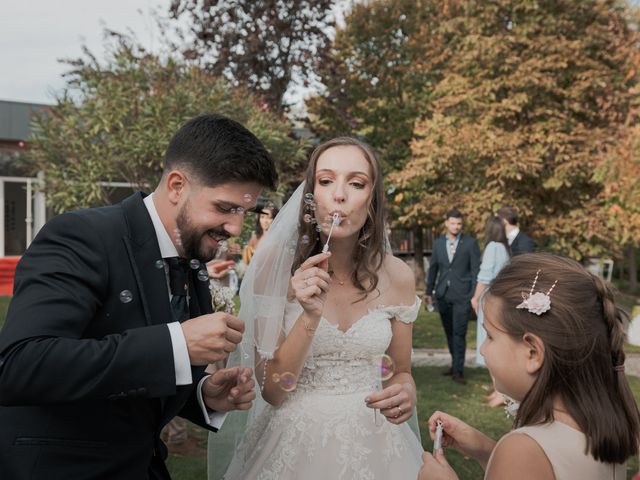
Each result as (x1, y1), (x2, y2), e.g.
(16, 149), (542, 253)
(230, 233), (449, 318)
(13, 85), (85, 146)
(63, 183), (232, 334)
(516, 292), (551, 315)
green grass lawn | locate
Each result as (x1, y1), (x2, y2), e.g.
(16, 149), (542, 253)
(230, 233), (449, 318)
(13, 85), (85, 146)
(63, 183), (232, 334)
(1, 296), (639, 478)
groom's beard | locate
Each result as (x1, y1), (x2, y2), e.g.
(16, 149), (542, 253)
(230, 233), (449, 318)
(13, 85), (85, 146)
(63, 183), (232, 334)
(176, 204), (229, 262)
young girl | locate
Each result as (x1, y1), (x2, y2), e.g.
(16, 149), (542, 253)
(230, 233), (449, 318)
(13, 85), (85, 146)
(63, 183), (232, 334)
(419, 253), (640, 480)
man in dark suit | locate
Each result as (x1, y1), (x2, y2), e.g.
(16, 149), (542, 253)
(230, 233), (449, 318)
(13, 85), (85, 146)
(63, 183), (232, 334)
(496, 206), (536, 256)
(0, 114), (277, 479)
(425, 209), (480, 385)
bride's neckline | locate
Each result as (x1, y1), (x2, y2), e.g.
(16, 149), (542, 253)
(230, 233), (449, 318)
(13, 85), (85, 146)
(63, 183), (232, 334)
(320, 297), (420, 334)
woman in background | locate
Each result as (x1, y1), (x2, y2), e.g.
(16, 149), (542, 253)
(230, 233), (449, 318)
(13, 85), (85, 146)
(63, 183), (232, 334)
(470, 215), (510, 407)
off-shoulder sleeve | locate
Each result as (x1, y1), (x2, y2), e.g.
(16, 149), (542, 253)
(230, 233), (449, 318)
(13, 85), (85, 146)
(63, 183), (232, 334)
(386, 296), (422, 324)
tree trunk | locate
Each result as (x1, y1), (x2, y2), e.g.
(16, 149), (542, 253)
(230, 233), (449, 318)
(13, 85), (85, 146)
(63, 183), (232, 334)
(413, 226), (426, 293)
(628, 244), (638, 292)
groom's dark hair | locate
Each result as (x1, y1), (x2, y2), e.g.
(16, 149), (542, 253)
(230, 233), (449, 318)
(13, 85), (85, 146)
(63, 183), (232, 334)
(163, 113), (278, 190)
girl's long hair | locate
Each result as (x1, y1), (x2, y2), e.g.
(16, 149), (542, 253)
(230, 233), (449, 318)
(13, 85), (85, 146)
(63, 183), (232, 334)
(487, 253), (640, 463)
(484, 215), (510, 256)
(291, 137), (386, 299)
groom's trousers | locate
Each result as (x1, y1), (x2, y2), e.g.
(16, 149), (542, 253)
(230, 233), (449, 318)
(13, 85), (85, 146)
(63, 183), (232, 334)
(437, 297), (471, 375)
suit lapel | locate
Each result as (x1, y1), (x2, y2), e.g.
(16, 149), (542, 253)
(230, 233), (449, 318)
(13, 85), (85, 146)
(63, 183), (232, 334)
(121, 192), (173, 327)
(440, 237), (451, 267)
(450, 235), (464, 265)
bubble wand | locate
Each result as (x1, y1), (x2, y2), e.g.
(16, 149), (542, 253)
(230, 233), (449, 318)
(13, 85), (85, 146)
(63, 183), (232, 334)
(322, 213), (341, 254)
(433, 420), (444, 452)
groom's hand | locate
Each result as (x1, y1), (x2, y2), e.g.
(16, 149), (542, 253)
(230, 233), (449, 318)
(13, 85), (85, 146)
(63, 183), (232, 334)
(182, 313), (245, 365)
(202, 367), (256, 412)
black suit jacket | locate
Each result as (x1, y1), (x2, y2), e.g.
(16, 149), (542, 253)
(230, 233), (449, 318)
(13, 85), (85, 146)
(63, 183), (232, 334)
(511, 231), (536, 256)
(0, 192), (215, 480)
(426, 234), (481, 303)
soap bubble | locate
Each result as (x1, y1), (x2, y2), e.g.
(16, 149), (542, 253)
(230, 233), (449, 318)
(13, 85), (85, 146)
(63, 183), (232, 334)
(243, 193), (253, 203)
(155, 259), (165, 269)
(301, 235), (310, 244)
(279, 372), (297, 392)
(379, 354), (395, 381)
(303, 213), (313, 223)
(197, 269), (209, 282)
(304, 193), (314, 205)
(189, 259), (201, 270)
(119, 290), (133, 304)
(272, 373), (281, 383)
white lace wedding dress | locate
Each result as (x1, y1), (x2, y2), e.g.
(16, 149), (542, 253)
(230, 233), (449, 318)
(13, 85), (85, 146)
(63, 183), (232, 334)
(222, 297), (424, 480)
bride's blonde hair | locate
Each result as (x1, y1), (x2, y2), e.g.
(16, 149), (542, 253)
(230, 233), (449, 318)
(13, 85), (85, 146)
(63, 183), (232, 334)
(292, 137), (386, 300)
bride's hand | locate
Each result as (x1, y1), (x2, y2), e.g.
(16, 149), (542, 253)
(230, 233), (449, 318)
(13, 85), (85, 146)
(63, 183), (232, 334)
(291, 252), (332, 319)
(365, 382), (416, 425)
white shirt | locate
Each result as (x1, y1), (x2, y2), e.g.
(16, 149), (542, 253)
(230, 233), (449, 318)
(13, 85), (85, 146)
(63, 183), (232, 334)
(507, 227), (520, 246)
(143, 194), (225, 430)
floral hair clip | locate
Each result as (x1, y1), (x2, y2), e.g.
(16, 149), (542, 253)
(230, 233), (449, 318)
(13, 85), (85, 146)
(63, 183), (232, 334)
(516, 269), (558, 315)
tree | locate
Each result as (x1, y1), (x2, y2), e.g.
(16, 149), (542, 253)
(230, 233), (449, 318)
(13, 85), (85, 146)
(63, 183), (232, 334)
(30, 32), (307, 213)
(306, 0), (444, 288)
(167, 0), (336, 115)
(393, 0), (639, 259)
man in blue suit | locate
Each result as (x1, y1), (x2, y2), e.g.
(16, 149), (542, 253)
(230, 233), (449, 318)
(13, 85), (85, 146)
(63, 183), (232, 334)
(425, 209), (480, 384)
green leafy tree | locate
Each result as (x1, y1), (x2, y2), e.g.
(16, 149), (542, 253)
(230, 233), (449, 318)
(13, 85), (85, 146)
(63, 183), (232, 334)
(167, 0), (336, 115)
(393, 0), (638, 259)
(30, 32), (306, 213)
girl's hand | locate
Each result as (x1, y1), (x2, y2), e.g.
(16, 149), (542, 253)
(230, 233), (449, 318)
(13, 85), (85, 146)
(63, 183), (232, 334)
(470, 296), (479, 313)
(427, 411), (496, 465)
(291, 252), (332, 319)
(418, 450), (458, 480)
(365, 382), (416, 425)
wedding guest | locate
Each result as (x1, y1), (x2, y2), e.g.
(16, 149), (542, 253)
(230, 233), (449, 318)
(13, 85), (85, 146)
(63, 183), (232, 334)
(470, 215), (510, 407)
(496, 206), (536, 256)
(211, 137), (424, 479)
(425, 209), (481, 384)
(242, 205), (279, 266)
(0, 114), (271, 479)
(420, 253), (639, 480)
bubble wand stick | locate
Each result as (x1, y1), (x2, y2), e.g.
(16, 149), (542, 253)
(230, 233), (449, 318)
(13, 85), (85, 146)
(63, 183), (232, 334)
(322, 213), (341, 254)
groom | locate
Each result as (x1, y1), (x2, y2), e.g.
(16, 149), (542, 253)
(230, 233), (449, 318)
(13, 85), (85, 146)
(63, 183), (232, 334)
(0, 114), (277, 479)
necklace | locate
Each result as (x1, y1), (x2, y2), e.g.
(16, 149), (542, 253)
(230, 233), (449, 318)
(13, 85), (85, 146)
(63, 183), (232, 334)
(328, 269), (350, 286)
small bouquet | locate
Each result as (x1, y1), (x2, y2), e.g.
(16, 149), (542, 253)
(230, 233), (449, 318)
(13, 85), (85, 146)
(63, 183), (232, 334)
(210, 283), (235, 314)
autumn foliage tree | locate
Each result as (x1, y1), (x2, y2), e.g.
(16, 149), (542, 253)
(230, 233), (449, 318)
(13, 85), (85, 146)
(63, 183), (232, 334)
(307, 0), (445, 287)
(393, 0), (638, 259)
(30, 32), (306, 213)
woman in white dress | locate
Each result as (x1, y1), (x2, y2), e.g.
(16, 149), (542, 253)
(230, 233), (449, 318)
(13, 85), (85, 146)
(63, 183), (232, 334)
(209, 137), (424, 479)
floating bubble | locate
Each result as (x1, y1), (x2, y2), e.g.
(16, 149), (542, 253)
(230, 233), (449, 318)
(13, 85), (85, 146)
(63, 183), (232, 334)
(311, 217), (317, 224)
(119, 290), (133, 304)
(301, 235), (310, 244)
(304, 193), (314, 205)
(243, 193), (253, 203)
(279, 372), (297, 392)
(315, 225), (322, 232)
(266, 202), (276, 210)
(303, 213), (313, 223)
(155, 259), (165, 269)
(379, 354), (395, 381)
(190, 259), (201, 270)
(230, 208), (237, 214)
(197, 269), (210, 282)
(272, 373), (281, 383)
(243, 353), (250, 360)
(288, 248), (296, 255)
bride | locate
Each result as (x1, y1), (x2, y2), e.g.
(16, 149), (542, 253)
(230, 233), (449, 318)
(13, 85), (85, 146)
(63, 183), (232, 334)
(209, 137), (424, 479)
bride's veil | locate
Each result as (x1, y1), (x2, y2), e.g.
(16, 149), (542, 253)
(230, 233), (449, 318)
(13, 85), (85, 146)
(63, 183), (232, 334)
(207, 182), (422, 479)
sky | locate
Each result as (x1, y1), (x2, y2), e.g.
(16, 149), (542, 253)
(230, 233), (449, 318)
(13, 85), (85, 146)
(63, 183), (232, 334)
(1, 0), (165, 105)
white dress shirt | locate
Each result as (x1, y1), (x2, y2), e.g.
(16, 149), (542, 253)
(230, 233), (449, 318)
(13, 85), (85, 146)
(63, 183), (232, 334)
(143, 194), (225, 430)
(507, 227), (520, 246)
